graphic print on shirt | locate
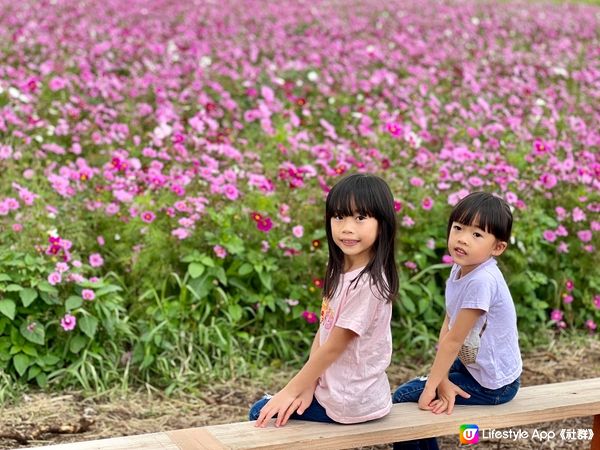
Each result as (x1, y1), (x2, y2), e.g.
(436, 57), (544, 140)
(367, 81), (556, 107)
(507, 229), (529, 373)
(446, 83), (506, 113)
(320, 296), (335, 329)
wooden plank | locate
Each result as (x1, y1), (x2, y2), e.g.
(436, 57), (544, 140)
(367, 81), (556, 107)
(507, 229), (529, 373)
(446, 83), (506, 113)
(167, 428), (227, 449)
(22, 377), (600, 450)
(20, 432), (178, 450)
(203, 377), (600, 449)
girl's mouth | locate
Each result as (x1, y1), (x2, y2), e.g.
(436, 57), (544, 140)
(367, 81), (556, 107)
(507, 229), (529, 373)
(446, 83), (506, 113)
(341, 240), (359, 246)
(454, 247), (467, 256)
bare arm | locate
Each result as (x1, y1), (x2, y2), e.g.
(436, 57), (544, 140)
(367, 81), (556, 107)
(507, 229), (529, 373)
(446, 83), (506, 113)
(255, 326), (356, 427)
(419, 309), (483, 409)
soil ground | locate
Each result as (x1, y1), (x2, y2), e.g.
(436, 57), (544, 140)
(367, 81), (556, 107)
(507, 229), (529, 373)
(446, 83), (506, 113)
(1, 336), (599, 450)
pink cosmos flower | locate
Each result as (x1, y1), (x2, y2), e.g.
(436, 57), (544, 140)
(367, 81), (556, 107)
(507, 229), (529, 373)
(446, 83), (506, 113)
(550, 309), (563, 322)
(555, 207), (567, 221)
(402, 216), (415, 227)
(404, 261), (417, 270)
(141, 211), (156, 223)
(82, 289), (95, 301)
(572, 207), (586, 222)
(594, 295), (600, 310)
(577, 230), (592, 242)
(55, 262), (69, 273)
(89, 253), (104, 267)
(222, 184), (240, 200)
(442, 254), (454, 264)
(421, 197), (434, 210)
(557, 242), (569, 253)
(565, 280), (574, 291)
(12, 223), (23, 232)
(60, 314), (76, 331)
(562, 294), (573, 304)
(539, 173), (557, 189)
(394, 201), (403, 212)
(48, 272), (62, 285)
(410, 177), (424, 187)
(542, 230), (556, 242)
(586, 319), (597, 332)
(555, 225), (568, 237)
(292, 225), (304, 238)
(257, 217), (273, 233)
(213, 245), (227, 259)
(172, 228), (190, 240)
(302, 311), (318, 324)
(97, 236), (105, 246)
(261, 240), (270, 252)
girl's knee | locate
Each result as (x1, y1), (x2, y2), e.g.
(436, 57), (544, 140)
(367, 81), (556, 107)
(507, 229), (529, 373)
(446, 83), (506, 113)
(392, 376), (427, 404)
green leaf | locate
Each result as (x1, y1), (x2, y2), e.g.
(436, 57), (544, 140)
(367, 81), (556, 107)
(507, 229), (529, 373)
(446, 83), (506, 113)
(0, 274), (12, 282)
(5, 284), (22, 292)
(188, 263), (205, 279)
(401, 296), (416, 313)
(20, 322), (45, 346)
(41, 354), (60, 366)
(27, 365), (41, 381)
(37, 281), (58, 294)
(78, 316), (98, 338)
(0, 299), (16, 320)
(258, 271), (272, 290)
(238, 263), (253, 276)
(65, 296), (83, 311)
(228, 304), (243, 322)
(69, 335), (88, 353)
(13, 353), (30, 377)
(94, 285), (122, 297)
(35, 372), (48, 387)
(19, 288), (38, 307)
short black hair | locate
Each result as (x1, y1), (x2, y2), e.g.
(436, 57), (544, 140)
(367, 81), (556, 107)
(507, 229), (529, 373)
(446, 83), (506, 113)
(447, 192), (512, 242)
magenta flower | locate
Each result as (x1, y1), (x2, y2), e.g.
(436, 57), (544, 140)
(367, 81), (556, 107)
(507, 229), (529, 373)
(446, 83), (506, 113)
(539, 173), (557, 189)
(565, 280), (574, 291)
(213, 245), (227, 259)
(550, 309), (563, 322)
(421, 197), (434, 210)
(404, 261), (417, 270)
(542, 230), (557, 242)
(572, 207), (586, 222)
(48, 272), (62, 285)
(292, 225), (304, 238)
(562, 294), (573, 304)
(442, 254), (454, 264)
(60, 314), (77, 331)
(577, 230), (592, 243)
(593, 295), (600, 310)
(12, 223), (23, 232)
(55, 262), (69, 273)
(89, 253), (104, 267)
(141, 211), (156, 223)
(257, 217), (273, 233)
(585, 320), (597, 332)
(222, 184), (240, 200)
(302, 311), (318, 324)
(82, 289), (95, 301)
(394, 200), (403, 212)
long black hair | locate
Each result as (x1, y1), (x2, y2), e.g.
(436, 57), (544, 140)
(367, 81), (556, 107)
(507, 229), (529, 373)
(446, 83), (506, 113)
(447, 192), (513, 242)
(322, 173), (399, 303)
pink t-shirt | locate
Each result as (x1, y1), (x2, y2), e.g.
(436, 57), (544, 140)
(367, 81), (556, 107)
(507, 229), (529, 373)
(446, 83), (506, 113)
(314, 267), (392, 423)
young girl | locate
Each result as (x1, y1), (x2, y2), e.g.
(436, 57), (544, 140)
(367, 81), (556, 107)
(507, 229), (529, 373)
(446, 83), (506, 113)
(249, 173), (399, 427)
(392, 191), (522, 450)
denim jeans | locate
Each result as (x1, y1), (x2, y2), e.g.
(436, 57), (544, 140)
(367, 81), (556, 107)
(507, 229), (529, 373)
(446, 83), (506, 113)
(248, 394), (336, 424)
(391, 358), (520, 450)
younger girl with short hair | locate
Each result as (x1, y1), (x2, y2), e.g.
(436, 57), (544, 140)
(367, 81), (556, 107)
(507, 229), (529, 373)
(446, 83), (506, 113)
(392, 191), (522, 450)
(249, 173), (399, 427)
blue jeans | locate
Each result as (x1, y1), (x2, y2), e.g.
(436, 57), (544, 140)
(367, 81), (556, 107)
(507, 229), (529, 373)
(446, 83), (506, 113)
(249, 394), (336, 423)
(392, 359), (520, 450)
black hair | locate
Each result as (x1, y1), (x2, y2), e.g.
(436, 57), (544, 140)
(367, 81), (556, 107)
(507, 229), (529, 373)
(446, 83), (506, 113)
(323, 173), (399, 303)
(447, 192), (512, 242)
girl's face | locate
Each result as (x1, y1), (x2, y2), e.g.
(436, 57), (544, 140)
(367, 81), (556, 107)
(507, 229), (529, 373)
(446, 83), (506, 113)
(447, 221), (507, 277)
(331, 211), (378, 271)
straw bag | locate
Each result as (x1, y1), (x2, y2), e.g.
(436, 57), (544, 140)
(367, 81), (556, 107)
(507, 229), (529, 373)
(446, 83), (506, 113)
(458, 321), (487, 366)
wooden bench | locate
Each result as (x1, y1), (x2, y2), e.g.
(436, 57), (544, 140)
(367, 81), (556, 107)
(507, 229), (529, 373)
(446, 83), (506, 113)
(25, 377), (600, 450)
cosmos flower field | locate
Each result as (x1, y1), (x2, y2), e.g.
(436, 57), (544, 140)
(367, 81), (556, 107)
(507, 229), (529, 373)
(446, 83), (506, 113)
(0, 0), (598, 387)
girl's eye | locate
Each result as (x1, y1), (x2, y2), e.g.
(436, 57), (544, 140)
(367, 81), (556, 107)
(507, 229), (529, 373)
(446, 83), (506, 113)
(333, 214), (344, 221)
(474, 232), (482, 238)
(453, 225), (461, 230)
(356, 215), (367, 221)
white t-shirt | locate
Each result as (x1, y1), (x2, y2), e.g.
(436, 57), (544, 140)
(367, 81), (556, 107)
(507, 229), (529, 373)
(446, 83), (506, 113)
(314, 267), (392, 423)
(446, 257), (522, 389)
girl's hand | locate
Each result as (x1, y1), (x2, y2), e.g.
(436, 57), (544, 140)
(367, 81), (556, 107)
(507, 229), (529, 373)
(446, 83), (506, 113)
(430, 378), (470, 415)
(279, 385), (315, 426)
(417, 386), (437, 411)
(254, 388), (298, 428)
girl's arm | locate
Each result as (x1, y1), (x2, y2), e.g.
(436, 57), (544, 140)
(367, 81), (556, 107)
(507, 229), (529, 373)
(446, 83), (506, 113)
(438, 314), (450, 341)
(255, 326), (356, 427)
(418, 308), (483, 410)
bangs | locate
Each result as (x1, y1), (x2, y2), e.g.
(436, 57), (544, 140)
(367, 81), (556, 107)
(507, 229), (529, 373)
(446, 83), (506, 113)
(448, 192), (512, 241)
(326, 179), (377, 219)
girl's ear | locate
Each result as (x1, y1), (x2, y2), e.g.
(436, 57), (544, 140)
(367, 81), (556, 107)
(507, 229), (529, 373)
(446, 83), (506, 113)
(491, 240), (508, 256)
